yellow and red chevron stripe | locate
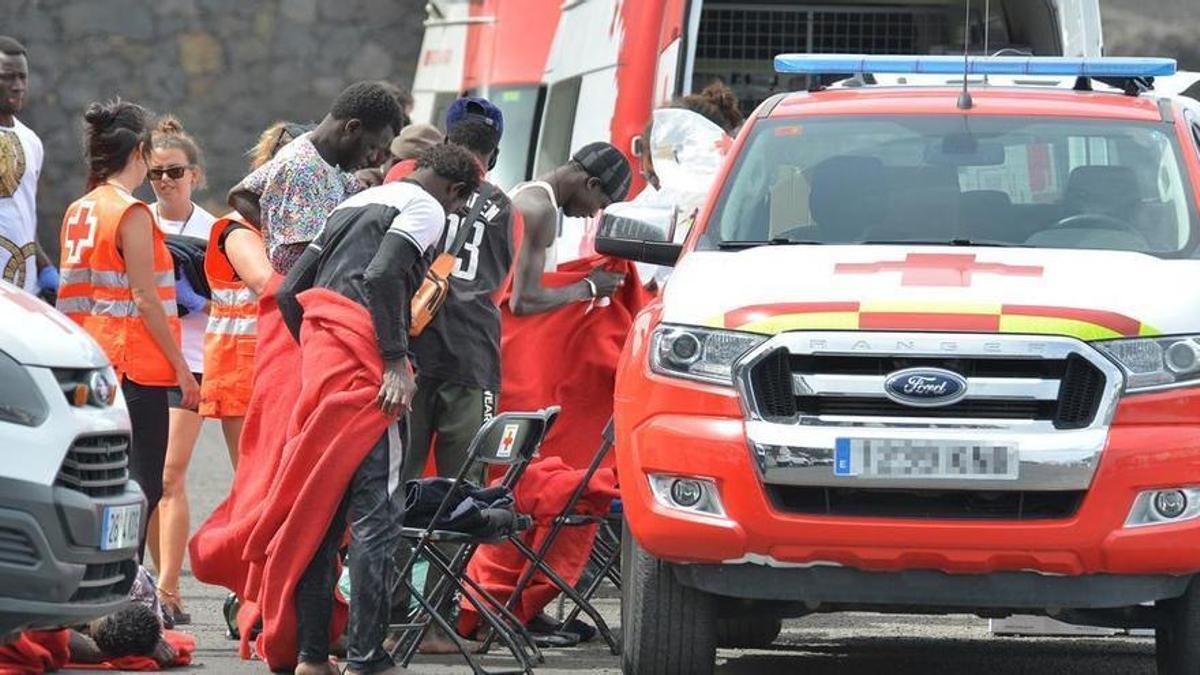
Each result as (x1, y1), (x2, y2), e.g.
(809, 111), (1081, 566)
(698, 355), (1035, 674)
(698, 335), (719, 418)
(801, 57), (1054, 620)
(709, 301), (1159, 340)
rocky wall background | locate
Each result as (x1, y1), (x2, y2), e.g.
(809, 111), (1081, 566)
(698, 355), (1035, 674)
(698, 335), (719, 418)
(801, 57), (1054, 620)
(5, 0), (427, 255)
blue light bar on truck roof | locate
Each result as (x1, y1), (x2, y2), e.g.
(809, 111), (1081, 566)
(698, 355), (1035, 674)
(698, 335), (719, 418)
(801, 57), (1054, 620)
(773, 55), (1177, 78)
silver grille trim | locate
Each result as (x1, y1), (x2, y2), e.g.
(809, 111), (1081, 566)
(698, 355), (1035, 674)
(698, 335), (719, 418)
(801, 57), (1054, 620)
(793, 373), (1062, 401)
(734, 332), (1124, 492)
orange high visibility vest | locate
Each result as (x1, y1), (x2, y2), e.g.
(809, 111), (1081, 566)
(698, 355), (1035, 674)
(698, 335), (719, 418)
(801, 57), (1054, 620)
(57, 184), (179, 386)
(199, 216), (260, 418)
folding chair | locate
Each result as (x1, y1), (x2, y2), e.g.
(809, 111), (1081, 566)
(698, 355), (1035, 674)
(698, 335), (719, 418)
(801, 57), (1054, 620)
(387, 407), (560, 675)
(480, 418), (622, 656)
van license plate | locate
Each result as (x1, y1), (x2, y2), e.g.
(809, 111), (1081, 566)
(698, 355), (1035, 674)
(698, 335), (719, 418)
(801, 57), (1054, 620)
(100, 504), (142, 551)
(834, 439), (1018, 479)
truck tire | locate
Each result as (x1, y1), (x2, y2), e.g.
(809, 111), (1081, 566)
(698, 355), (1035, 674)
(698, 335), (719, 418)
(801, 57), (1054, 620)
(621, 521), (716, 675)
(1157, 578), (1200, 674)
(716, 615), (783, 649)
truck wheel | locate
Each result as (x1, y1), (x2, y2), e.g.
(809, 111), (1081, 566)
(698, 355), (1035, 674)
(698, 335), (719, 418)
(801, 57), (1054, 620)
(621, 521), (716, 675)
(1157, 579), (1200, 674)
(716, 615), (783, 649)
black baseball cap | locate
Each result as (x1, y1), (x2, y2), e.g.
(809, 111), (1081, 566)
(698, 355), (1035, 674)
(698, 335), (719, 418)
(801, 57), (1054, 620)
(572, 142), (632, 202)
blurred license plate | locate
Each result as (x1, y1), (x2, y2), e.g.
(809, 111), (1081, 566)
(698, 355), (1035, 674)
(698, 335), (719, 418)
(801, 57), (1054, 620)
(834, 439), (1018, 479)
(100, 504), (142, 551)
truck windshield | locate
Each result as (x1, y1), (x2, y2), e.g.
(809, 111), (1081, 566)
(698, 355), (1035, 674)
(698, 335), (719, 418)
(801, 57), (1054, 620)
(701, 116), (1198, 256)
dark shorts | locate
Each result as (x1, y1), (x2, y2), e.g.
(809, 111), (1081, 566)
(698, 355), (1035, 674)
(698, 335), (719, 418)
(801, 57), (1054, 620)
(166, 372), (203, 411)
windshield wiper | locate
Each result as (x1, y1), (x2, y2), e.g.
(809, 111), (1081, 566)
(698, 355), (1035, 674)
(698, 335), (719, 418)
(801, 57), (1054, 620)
(719, 238), (824, 250)
(854, 238), (1027, 248)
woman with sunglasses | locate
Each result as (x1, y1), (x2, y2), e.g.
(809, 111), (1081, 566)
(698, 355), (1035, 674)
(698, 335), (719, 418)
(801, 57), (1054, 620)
(57, 100), (197, 565)
(144, 115), (217, 626)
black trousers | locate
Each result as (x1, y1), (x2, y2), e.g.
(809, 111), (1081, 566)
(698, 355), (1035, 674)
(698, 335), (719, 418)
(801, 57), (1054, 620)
(296, 422), (405, 673)
(121, 378), (169, 556)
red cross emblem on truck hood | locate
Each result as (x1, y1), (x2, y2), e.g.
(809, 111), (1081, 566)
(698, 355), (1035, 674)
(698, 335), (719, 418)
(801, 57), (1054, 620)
(835, 253), (1044, 287)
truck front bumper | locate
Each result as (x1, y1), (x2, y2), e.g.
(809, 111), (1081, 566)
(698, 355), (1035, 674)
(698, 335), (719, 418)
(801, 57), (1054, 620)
(619, 400), (1200, 577)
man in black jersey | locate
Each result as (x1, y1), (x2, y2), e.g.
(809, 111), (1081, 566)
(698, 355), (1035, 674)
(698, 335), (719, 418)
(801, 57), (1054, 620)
(403, 98), (514, 486)
(276, 144), (479, 675)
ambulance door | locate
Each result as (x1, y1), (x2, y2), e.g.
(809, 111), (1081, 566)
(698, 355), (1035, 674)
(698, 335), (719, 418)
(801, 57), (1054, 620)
(464, 0), (561, 190)
(411, 0), (479, 127)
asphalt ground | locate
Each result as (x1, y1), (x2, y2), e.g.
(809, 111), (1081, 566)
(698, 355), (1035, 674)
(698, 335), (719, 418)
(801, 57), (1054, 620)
(72, 422), (1160, 674)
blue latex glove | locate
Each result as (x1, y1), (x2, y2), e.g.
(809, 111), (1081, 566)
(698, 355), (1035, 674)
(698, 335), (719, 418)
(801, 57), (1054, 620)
(175, 273), (207, 314)
(37, 266), (60, 292)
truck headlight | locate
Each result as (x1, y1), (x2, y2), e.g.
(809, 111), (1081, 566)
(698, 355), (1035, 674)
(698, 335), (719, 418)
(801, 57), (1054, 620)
(650, 325), (766, 385)
(1095, 335), (1200, 392)
(0, 351), (49, 427)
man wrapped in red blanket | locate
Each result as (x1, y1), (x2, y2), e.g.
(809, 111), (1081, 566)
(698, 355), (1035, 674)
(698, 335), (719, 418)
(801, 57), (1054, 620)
(462, 142), (648, 636)
(261, 146), (478, 675)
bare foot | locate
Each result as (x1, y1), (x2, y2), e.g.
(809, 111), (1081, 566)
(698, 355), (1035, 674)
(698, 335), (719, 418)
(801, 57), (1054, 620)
(294, 660), (339, 675)
(418, 628), (462, 654)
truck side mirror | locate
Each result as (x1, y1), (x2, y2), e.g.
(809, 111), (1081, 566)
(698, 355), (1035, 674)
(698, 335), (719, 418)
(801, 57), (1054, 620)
(594, 209), (683, 267)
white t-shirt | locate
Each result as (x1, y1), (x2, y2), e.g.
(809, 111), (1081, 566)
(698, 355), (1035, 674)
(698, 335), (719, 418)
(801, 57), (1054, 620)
(0, 118), (44, 293)
(153, 202), (217, 374)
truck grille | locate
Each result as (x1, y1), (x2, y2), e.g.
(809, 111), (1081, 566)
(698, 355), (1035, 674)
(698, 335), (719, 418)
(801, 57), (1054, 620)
(69, 560), (136, 603)
(767, 486), (1085, 520)
(0, 526), (39, 567)
(749, 350), (1107, 429)
(56, 435), (130, 498)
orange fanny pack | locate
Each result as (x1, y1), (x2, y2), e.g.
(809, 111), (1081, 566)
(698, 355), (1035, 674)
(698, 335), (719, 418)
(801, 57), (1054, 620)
(410, 184), (495, 337)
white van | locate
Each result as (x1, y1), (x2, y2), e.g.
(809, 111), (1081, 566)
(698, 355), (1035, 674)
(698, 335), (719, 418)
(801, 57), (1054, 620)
(0, 281), (142, 640)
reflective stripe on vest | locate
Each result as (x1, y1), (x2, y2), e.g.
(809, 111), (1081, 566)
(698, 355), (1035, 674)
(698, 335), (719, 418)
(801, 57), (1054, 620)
(56, 296), (178, 317)
(211, 287), (256, 306)
(207, 316), (257, 336)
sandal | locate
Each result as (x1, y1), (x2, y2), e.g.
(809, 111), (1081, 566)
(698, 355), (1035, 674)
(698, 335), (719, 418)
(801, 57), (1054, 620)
(157, 587), (192, 626)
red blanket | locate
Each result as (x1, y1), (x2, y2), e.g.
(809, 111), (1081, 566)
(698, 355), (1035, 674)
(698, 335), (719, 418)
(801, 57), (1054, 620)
(0, 629), (194, 673)
(240, 288), (394, 671)
(0, 630), (68, 674)
(190, 274), (296, 596)
(497, 255), (649, 468)
(188, 274), (319, 660)
(459, 457), (619, 634)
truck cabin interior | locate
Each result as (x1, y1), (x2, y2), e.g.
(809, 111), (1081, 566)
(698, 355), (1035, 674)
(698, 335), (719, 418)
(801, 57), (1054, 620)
(691, 0), (1068, 114)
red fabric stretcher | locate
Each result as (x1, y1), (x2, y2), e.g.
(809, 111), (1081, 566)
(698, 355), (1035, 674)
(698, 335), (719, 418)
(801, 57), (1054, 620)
(239, 288), (394, 671)
(459, 457), (619, 634)
(0, 629), (194, 673)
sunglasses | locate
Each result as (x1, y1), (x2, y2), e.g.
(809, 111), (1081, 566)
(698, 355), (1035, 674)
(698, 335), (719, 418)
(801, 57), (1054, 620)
(148, 165), (192, 181)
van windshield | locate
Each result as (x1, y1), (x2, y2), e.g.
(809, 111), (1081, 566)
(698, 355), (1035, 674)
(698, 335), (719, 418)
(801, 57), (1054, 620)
(700, 116), (1199, 256)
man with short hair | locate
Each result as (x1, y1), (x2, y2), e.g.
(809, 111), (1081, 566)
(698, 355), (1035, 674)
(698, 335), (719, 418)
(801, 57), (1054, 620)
(508, 142), (632, 314)
(0, 35), (54, 297)
(229, 80), (403, 274)
(273, 143), (479, 675)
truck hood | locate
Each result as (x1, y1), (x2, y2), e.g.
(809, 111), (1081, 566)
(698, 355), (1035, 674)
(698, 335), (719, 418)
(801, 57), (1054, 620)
(662, 245), (1200, 340)
(0, 282), (110, 368)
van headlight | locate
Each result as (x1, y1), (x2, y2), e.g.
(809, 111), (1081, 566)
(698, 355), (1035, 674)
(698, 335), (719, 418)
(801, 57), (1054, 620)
(650, 325), (766, 385)
(1095, 335), (1200, 392)
(0, 351), (49, 427)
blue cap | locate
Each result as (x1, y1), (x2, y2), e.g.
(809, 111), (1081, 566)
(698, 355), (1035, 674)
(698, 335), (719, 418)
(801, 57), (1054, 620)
(446, 97), (504, 140)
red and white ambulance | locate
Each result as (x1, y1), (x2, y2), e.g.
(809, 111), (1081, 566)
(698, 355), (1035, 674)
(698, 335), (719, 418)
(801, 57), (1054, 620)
(601, 54), (1200, 675)
(413, 0), (1104, 196)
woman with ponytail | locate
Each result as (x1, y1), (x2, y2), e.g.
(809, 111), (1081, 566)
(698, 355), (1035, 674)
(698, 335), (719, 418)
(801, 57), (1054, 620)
(144, 115), (217, 625)
(57, 100), (198, 563)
